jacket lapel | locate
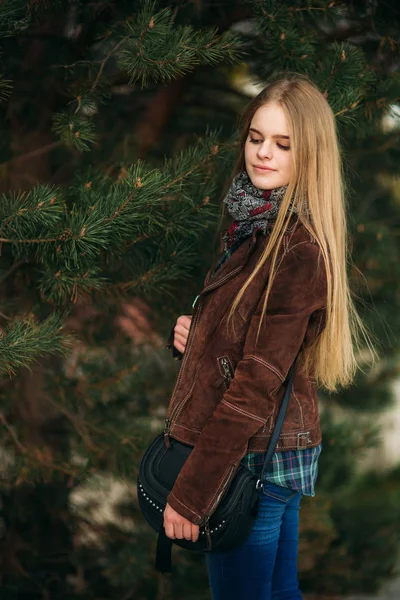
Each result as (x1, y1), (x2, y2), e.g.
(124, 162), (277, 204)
(201, 216), (300, 295)
(202, 228), (260, 293)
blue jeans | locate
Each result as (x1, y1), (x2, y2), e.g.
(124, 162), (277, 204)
(205, 482), (302, 600)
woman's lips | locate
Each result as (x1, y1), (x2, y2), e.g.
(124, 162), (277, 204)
(254, 165), (276, 172)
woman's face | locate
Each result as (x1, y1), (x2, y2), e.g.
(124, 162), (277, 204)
(244, 101), (293, 190)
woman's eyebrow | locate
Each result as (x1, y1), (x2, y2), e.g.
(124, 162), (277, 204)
(249, 127), (290, 140)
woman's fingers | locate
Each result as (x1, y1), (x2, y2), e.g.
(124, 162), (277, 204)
(173, 332), (186, 354)
(183, 522), (192, 541)
(175, 318), (192, 337)
(166, 522), (199, 542)
(173, 315), (193, 353)
(163, 503), (200, 544)
(191, 524), (199, 543)
(174, 342), (185, 354)
(164, 521), (175, 539)
(177, 315), (192, 331)
(174, 523), (183, 539)
(174, 331), (187, 345)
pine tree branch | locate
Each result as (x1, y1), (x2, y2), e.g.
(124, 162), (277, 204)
(161, 144), (219, 191)
(49, 386), (138, 451)
(361, 134), (400, 154)
(0, 236), (62, 244)
(0, 314), (70, 376)
(103, 190), (136, 224)
(112, 262), (166, 292)
(0, 409), (83, 478)
(0, 260), (27, 284)
(0, 141), (63, 169)
(90, 37), (127, 94)
(334, 99), (362, 117)
(0, 410), (26, 453)
(87, 364), (139, 390)
(46, 389), (104, 455)
(0, 310), (12, 321)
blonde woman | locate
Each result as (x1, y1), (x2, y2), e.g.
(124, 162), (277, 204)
(164, 75), (374, 599)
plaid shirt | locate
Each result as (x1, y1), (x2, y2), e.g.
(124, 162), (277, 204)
(211, 234), (322, 497)
(241, 446), (321, 496)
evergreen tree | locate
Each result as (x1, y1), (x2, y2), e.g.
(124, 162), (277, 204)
(0, 1), (399, 598)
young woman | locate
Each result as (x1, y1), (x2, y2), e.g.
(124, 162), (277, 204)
(164, 75), (374, 600)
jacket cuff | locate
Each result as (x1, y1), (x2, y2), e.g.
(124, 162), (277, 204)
(166, 324), (183, 361)
(166, 490), (203, 525)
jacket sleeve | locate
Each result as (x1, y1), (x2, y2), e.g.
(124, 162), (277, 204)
(166, 241), (327, 525)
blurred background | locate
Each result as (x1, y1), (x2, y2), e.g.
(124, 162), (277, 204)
(0, 1), (399, 599)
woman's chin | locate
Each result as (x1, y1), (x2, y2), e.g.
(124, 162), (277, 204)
(248, 171), (282, 190)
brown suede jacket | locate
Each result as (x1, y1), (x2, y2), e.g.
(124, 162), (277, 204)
(164, 216), (327, 526)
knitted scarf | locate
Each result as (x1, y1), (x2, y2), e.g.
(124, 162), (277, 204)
(222, 171), (297, 251)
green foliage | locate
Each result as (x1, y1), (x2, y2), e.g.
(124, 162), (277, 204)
(0, 313), (70, 376)
(0, 72), (12, 102)
(52, 112), (98, 152)
(119, 1), (244, 87)
(49, 0), (244, 151)
(0, 132), (222, 311)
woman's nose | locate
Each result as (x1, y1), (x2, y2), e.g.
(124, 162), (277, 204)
(257, 142), (272, 160)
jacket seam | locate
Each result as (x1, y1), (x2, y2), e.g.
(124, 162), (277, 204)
(173, 422), (202, 433)
(221, 399), (265, 424)
(292, 387), (305, 429)
(287, 240), (315, 255)
(203, 463), (236, 517)
(167, 431), (196, 445)
(203, 265), (242, 292)
(242, 354), (284, 382)
(258, 409), (274, 434)
(275, 431), (312, 437)
(307, 378), (316, 413)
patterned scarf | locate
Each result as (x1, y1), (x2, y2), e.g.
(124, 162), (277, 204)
(222, 171), (297, 251)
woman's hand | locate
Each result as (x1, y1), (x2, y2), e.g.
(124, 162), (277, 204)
(173, 315), (192, 354)
(164, 502), (199, 543)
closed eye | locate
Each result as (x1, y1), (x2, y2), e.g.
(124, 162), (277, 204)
(249, 137), (290, 151)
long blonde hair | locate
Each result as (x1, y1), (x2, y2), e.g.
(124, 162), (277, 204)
(223, 74), (377, 393)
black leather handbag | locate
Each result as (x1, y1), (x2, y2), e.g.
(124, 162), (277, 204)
(137, 355), (299, 573)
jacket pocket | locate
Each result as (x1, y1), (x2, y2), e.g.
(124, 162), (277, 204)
(217, 355), (235, 390)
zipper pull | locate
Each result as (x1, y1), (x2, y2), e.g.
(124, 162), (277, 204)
(219, 357), (233, 383)
(192, 294), (200, 309)
(221, 358), (231, 379)
(204, 517), (212, 551)
(164, 418), (171, 449)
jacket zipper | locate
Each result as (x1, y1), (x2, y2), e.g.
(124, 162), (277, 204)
(164, 294), (203, 447)
(202, 463), (237, 550)
(165, 260), (246, 445)
(164, 360), (203, 448)
(218, 356), (234, 388)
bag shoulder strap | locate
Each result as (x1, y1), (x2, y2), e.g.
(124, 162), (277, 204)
(257, 353), (299, 487)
